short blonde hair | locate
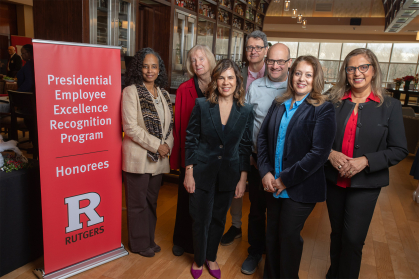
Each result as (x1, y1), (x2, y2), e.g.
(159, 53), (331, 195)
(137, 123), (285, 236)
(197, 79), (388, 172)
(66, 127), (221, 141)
(185, 45), (216, 78)
(329, 48), (385, 105)
(276, 55), (327, 107)
(207, 59), (246, 106)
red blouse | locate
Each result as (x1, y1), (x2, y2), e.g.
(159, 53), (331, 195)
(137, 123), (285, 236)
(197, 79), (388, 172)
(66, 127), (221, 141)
(336, 91), (380, 188)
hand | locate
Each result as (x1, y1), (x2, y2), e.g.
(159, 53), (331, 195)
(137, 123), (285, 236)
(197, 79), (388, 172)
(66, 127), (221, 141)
(235, 179), (246, 198)
(158, 143), (170, 158)
(250, 155), (258, 169)
(329, 150), (352, 172)
(340, 156), (369, 178)
(183, 166), (195, 193)
(262, 172), (278, 193)
(274, 177), (286, 196)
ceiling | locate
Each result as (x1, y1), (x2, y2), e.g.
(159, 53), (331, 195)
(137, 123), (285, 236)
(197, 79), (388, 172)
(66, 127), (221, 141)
(263, 0), (419, 42)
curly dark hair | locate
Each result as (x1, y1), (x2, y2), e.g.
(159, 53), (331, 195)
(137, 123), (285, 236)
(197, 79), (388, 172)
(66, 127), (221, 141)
(125, 48), (168, 88)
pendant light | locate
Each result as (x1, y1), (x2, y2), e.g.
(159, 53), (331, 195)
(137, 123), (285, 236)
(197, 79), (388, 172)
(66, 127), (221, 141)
(284, 0), (290, 11)
(292, 9), (297, 18)
(297, 14), (303, 23)
(302, 19), (307, 28)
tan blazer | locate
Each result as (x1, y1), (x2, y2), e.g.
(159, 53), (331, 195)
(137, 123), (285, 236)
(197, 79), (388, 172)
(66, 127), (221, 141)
(122, 84), (174, 175)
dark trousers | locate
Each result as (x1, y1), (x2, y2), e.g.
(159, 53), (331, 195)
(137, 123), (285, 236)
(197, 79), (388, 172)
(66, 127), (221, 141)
(248, 163), (267, 255)
(173, 167), (194, 253)
(190, 180), (235, 267)
(264, 194), (315, 279)
(326, 182), (381, 279)
(124, 172), (162, 252)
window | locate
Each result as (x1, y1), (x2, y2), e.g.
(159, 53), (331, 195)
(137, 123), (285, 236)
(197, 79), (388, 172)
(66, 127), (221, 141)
(319, 43), (342, 61)
(298, 42), (320, 57)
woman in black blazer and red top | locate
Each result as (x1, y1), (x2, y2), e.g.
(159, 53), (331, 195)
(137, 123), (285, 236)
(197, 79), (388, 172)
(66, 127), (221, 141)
(170, 45), (216, 256)
(257, 56), (336, 278)
(325, 48), (408, 279)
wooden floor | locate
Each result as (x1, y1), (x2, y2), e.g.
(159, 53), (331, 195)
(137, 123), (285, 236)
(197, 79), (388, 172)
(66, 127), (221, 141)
(2, 154), (418, 279)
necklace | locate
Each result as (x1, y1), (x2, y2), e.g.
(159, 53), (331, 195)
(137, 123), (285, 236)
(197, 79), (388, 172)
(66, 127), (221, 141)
(197, 78), (208, 94)
(144, 83), (159, 104)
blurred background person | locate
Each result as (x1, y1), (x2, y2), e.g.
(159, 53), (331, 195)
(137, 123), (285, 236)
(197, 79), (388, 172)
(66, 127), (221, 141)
(16, 44), (34, 92)
(258, 56), (336, 279)
(221, 29), (268, 247)
(122, 48), (173, 258)
(240, 42), (291, 275)
(326, 48), (408, 279)
(171, 44), (216, 257)
(7, 46), (22, 78)
(185, 59), (253, 279)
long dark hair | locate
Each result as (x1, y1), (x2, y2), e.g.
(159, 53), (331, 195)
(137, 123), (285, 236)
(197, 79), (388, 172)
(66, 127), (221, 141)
(207, 59), (245, 106)
(124, 48), (168, 88)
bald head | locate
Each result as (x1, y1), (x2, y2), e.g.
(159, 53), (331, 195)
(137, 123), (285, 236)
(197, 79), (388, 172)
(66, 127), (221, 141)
(266, 43), (292, 82)
(8, 46), (16, 56)
(267, 43), (290, 60)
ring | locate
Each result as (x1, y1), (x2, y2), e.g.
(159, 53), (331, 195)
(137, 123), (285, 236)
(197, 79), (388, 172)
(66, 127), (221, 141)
(338, 165), (342, 169)
(349, 171), (353, 174)
(264, 187), (268, 191)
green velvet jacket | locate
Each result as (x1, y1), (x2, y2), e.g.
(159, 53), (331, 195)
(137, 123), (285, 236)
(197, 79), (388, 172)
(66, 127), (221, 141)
(185, 97), (254, 192)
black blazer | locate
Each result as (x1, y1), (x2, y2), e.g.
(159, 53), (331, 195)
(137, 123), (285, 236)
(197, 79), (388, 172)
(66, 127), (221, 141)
(7, 54), (22, 77)
(185, 98), (254, 192)
(257, 99), (336, 203)
(325, 95), (408, 188)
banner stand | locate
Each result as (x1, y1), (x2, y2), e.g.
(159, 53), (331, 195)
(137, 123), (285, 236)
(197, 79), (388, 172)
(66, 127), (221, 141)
(33, 244), (128, 279)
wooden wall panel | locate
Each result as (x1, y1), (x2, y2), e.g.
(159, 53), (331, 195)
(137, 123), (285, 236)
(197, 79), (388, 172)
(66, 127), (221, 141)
(33, 0), (89, 43)
(0, 2), (18, 36)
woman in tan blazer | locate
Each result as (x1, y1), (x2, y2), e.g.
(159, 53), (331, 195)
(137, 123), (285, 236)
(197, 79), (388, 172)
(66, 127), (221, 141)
(122, 48), (174, 257)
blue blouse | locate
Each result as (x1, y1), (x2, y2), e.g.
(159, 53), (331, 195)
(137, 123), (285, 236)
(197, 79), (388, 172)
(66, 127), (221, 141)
(274, 94), (309, 198)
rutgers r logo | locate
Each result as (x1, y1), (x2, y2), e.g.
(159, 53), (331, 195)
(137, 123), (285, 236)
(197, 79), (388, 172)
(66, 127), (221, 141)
(65, 192), (104, 233)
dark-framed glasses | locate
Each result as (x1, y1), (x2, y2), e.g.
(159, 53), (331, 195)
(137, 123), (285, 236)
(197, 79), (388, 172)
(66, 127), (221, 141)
(345, 64), (372, 74)
(266, 58), (291, 66)
(245, 46), (266, 52)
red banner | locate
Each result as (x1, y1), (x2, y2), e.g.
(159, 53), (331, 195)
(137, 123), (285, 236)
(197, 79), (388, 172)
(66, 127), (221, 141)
(33, 41), (123, 275)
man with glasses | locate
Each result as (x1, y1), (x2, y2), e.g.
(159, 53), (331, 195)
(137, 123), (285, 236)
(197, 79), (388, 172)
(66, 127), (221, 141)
(221, 30), (269, 248)
(242, 43), (292, 275)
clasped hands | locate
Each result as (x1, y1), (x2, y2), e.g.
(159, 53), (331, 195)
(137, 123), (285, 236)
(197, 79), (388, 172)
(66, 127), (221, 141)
(262, 172), (286, 196)
(157, 143), (170, 159)
(328, 150), (369, 178)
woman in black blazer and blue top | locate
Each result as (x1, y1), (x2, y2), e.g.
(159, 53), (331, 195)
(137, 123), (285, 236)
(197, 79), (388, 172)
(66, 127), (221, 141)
(257, 56), (336, 279)
(325, 48), (408, 279)
(184, 59), (253, 279)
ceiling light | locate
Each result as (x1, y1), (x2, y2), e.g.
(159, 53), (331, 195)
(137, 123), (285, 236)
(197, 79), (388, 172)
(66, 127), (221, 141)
(297, 14), (303, 23)
(417, 32), (419, 40)
(302, 19), (307, 28)
(284, 0), (290, 11)
(292, 9), (297, 18)
(274, 0), (280, 3)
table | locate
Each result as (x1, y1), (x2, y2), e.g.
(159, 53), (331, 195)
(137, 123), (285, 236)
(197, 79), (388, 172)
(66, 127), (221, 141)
(386, 88), (419, 112)
(0, 163), (43, 276)
(3, 81), (18, 95)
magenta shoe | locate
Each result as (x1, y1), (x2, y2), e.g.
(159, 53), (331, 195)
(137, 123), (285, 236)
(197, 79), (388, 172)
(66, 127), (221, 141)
(206, 260), (221, 279)
(191, 263), (203, 279)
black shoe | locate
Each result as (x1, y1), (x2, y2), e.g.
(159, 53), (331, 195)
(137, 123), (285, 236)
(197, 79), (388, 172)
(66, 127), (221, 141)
(241, 254), (262, 275)
(172, 245), (184, 256)
(220, 226), (242, 246)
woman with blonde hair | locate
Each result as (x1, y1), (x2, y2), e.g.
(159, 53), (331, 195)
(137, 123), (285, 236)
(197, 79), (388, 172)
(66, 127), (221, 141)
(325, 48), (408, 279)
(170, 44), (216, 256)
(184, 59), (253, 278)
(257, 55), (336, 278)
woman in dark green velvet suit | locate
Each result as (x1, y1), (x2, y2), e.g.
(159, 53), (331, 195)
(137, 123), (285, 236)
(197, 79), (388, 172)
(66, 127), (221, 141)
(184, 59), (254, 279)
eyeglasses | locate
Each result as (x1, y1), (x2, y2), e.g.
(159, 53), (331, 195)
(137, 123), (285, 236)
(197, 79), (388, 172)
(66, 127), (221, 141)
(266, 58), (291, 66)
(245, 46), (266, 52)
(345, 64), (372, 74)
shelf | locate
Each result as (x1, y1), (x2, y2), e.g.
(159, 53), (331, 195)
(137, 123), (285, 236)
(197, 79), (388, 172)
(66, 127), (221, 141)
(97, 7), (109, 13)
(203, 0), (217, 5)
(198, 15), (216, 22)
(232, 26), (243, 32)
(218, 4), (232, 12)
(174, 6), (197, 15)
(233, 11), (244, 19)
(217, 21), (231, 28)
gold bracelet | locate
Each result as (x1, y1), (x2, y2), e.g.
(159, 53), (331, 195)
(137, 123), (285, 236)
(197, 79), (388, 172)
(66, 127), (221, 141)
(186, 166), (193, 170)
